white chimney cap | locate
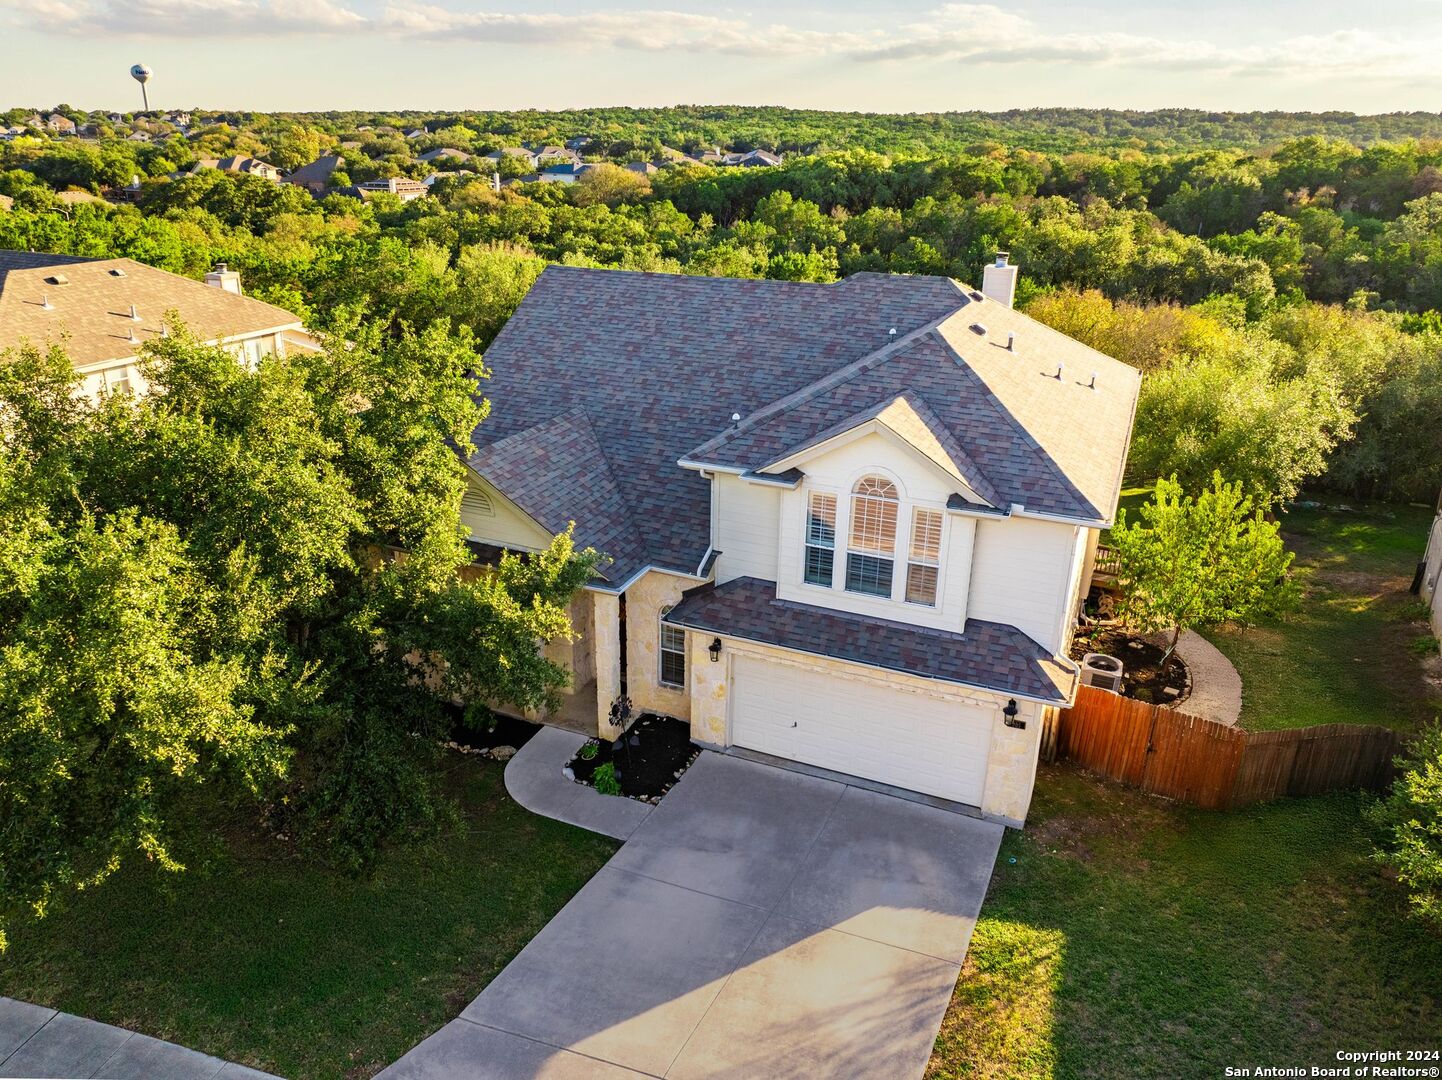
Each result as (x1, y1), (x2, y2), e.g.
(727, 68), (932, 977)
(994, 251), (1010, 267)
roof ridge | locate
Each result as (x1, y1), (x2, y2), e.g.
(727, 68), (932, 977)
(685, 300), (967, 463)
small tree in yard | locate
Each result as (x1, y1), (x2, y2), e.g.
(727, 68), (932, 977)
(1367, 724), (1442, 931)
(1109, 472), (1295, 676)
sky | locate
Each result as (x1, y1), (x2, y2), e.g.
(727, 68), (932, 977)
(3, 0), (1442, 114)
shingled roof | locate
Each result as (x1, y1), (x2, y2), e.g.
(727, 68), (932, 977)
(665, 577), (1077, 703)
(470, 266), (1139, 585)
(0, 251), (303, 367)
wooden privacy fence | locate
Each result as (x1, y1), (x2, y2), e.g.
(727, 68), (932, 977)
(1043, 684), (1404, 810)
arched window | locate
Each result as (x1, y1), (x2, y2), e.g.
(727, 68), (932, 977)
(845, 476), (898, 597)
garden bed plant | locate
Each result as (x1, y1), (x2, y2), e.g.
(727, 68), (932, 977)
(567, 714), (699, 802)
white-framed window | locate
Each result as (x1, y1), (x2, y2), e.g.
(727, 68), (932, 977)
(846, 476), (898, 598)
(905, 507), (943, 606)
(803, 491), (837, 586)
(659, 607), (686, 688)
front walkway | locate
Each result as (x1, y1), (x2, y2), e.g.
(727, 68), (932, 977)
(0, 998), (278, 1079)
(380, 749), (1002, 1079)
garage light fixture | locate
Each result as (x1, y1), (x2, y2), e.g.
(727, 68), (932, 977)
(1003, 699), (1025, 729)
(709, 637), (722, 662)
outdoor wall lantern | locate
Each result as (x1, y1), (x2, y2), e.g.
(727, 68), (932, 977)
(709, 637), (723, 662)
(1002, 699), (1025, 729)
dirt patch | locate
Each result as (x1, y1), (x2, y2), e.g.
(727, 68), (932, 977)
(445, 708), (541, 753)
(1070, 625), (1190, 704)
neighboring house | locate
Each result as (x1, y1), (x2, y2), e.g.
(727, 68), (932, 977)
(564, 135), (591, 151)
(404, 128), (428, 140)
(0, 251), (313, 399)
(691, 148), (725, 165)
(535, 145), (580, 165)
(417, 147), (472, 164)
(54, 190), (106, 208)
(462, 256), (1141, 826)
(625, 161), (658, 176)
(44, 113), (76, 135)
(485, 147), (539, 168)
(355, 176), (428, 202)
(722, 148), (782, 167)
(284, 154), (346, 194)
(186, 156), (283, 181)
(537, 162), (595, 185)
(1417, 492), (1442, 641)
(126, 130), (152, 143)
(0, 194), (13, 211)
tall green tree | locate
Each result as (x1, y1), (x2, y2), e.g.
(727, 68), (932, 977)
(1108, 473), (1295, 675)
(0, 320), (596, 942)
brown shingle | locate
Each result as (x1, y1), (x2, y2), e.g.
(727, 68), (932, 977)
(0, 251), (303, 368)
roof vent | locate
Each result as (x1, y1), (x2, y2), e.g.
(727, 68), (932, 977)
(888, 327), (897, 340)
(127, 326), (140, 345)
(128, 304), (141, 322)
(730, 412), (741, 428)
(1055, 363), (1064, 380)
(44, 274), (68, 286)
(109, 267), (126, 277)
(1088, 372), (1098, 389)
(1006, 332), (1016, 350)
(39, 293), (54, 311)
(968, 290), (985, 302)
(970, 322), (987, 336)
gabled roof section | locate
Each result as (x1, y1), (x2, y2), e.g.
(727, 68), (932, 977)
(757, 389), (1000, 507)
(467, 408), (647, 585)
(687, 297), (1141, 524)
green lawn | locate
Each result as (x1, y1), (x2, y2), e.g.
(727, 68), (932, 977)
(1206, 498), (1441, 732)
(0, 756), (617, 1079)
(928, 764), (1442, 1080)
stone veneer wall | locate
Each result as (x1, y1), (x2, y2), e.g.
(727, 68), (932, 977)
(623, 570), (694, 722)
(683, 629), (1046, 827)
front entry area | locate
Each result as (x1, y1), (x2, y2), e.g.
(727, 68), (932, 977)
(730, 654), (994, 806)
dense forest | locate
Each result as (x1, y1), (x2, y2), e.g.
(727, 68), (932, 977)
(4, 105), (1442, 504)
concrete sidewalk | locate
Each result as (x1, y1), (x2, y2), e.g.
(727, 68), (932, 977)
(0, 998), (280, 1080)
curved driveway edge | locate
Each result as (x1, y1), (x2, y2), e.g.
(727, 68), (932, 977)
(504, 725), (653, 840)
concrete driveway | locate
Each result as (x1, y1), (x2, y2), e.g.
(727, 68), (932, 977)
(380, 751), (1003, 1080)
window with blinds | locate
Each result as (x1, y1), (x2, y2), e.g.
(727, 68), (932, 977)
(846, 476), (898, 598)
(659, 607), (686, 687)
(906, 507), (942, 606)
(804, 491), (837, 586)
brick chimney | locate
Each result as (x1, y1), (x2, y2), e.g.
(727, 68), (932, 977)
(204, 262), (242, 295)
(981, 251), (1018, 308)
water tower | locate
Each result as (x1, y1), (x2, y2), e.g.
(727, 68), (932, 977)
(130, 64), (153, 112)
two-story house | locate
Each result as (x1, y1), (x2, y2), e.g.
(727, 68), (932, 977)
(0, 251), (313, 398)
(462, 259), (1140, 826)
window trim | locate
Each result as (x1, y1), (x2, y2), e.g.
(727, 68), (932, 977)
(658, 606), (686, 689)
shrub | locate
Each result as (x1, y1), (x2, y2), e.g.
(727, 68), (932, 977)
(1368, 723), (1442, 930)
(592, 761), (621, 796)
(578, 740), (599, 761)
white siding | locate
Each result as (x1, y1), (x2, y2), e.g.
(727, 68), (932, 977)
(773, 430), (971, 632)
(966, 515), (1080, 654)
(460, 473), (552, 551)
(714, 472), (780, 583)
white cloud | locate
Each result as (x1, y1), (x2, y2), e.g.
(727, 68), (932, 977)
(2, 0), (1440, 83)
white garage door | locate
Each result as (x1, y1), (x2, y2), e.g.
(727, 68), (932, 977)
(730, 654), (993, 805)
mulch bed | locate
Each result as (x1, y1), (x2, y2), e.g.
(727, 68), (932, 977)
(568, 714), (700, 802)
(1070, 625), (1189, 704)
(443, 707), (541, 759)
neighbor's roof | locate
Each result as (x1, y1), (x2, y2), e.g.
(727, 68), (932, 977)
(665, 577), (1077, 703)
(284, 154), (345, 186)
(0, 251), (303, 368)
(418, 147), (472, 163)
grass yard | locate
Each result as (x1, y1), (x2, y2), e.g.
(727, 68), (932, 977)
(928, 764), (1442, 1079)
(1206, 497), (1441, 732)
(0, 756), (618, 1079)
